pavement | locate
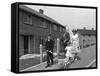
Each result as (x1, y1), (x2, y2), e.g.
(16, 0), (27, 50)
(19, 52), (57, 60)
(20, 58), (61, 71)
(20, 45), (96, 72)
(19, 52), (57, 70)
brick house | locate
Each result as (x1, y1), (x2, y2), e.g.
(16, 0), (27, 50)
(19, 5), (66, 57)
(73, 27), (96, 49)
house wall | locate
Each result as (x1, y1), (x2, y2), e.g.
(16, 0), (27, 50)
(90, 35), (96, 45)
(19, 35), (24, 57)
(78, 34), (83, 49)
(79, 34), (96, 49)
(30, 36), (34, 54)
(19, 10), (50, 36)
(19, 9), (65, 56)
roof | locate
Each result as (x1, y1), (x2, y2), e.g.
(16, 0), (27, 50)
(76, 29), (96, 35)
(19, 5), (65, 28)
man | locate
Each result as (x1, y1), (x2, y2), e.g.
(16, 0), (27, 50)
(64, 32), (70, 47)
(62, 30), (70, 53)
(45, 34), (54, 68)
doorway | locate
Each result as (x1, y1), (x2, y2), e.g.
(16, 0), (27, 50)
(24, 36), (29, 54)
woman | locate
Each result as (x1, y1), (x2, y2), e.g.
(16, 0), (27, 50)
(72, 30), (80, 60)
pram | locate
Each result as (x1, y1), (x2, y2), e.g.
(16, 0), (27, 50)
(58, 44), (77, 69)
(62, 46), (75, 68)
(63, 43), (81, 69)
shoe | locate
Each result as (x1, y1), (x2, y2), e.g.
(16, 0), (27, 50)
(45, 65), (50, 68)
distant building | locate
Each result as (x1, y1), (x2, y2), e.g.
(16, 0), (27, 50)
(72, 27), (96, 49)
(19, 5), (66, 57)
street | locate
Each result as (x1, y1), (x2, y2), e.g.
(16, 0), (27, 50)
(20, 45), (96, 72)
(69, 45), (96, 68)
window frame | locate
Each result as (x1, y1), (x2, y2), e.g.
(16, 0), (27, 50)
(59, 27), (63, 32)
(40, 19), (48, 28)
(23, 14), (33, 25)
(53, 24), (57, 31)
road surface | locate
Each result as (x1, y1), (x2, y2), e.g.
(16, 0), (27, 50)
(20, 45), (96, 72)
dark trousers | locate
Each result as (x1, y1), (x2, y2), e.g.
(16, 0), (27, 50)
(46, 51), (53, 65)
(74, 53), (80, 60)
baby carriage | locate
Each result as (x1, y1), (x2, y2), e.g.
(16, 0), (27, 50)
(63, 41), (81, 69)
(62, 46), (75, 68)
(58, 42), (76, 69)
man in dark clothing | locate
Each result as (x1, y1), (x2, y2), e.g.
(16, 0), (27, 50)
(62, 31), (70, 54)
(64, 31), (70, 47)
(45, 34), (54, 68)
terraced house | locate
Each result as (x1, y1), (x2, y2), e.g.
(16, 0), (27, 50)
(73, 27), (96, 49)
(19, 5), (66, 57)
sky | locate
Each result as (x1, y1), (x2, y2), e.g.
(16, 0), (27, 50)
(25, 5), (96, 32)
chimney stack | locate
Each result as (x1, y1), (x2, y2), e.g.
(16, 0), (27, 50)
(39, 9), (44, 14)
(92, 28), (94, 30)
(83, 27), (86, 30)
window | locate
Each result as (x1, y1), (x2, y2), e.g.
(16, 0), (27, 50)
(43, 21), (47, 28)
(60, 27), (62, 32)
(47, 22), (50, 28)
(53, 24), (57, 31)
(23, 14), (32, 24)
(40, 20), (47, 28)
(62, 28), (65, 32)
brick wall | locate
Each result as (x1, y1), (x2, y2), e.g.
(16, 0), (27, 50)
(19, 9), (65, 56)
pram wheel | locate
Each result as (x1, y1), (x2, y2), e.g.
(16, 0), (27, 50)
(64, 62), (70, 69)
(63, 57), (74, 69)
(74, 54), (81, 61)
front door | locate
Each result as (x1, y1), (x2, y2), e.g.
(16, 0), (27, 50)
(24, 36), (29, 54)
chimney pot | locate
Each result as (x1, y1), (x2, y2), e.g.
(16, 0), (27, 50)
(92, 28), (94, 30)
(39, 9), (44, 14)
(83, 27), (86, 30)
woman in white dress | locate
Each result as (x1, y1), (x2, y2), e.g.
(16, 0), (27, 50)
(61, 30), (80, 68)
(71, 30), (80, 60)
